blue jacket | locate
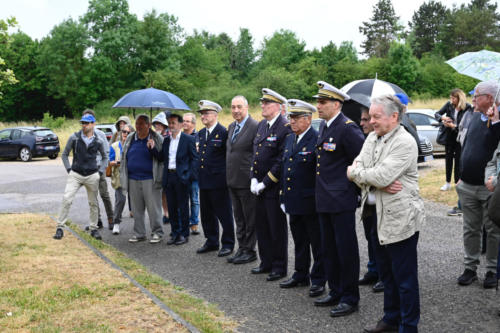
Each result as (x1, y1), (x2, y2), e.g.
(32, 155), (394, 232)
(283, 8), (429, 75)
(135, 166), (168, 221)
(150, 132), (198, 187)
(251, 115), (292, 198)
(198, 123), (228, 190)
(281, 127), (318, 215)
(315, 113), (364, 213)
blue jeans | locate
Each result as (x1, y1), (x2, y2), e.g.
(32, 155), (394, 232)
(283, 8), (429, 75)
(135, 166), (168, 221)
(189, 180), (200, 226)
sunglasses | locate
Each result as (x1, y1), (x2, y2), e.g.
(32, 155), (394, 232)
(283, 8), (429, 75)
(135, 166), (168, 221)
(122, 131), (130, 134)
(81, 121), (91, 125)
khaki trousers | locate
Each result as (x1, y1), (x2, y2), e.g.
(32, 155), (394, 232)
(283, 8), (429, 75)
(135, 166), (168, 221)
(57, 171), (100, 230)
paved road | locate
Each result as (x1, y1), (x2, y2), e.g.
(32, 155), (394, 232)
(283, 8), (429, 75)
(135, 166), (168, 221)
(1, 158), (499, 332)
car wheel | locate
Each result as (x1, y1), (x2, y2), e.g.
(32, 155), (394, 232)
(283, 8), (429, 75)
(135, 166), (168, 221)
(48, 153), (58, 159)
(19, 147), (32, 162)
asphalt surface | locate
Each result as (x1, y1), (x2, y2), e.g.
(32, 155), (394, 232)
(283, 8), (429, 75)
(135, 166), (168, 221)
(1, 157), (499, 332)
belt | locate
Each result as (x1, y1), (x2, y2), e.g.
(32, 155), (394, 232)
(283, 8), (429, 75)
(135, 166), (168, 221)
(168, 169), (176, 173)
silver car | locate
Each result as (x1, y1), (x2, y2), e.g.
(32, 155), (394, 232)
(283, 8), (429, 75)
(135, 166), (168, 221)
(406, 109), (445, 154)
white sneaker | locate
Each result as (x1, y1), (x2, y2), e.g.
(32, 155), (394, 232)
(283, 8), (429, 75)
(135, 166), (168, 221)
(440, 183), (451, 191)
(150, 233), (162, 244)
(112, 224), (120, 235)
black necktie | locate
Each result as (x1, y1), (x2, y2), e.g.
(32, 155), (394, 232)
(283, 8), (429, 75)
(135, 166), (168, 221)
(293, 134), (298, 150)
(206, 130), (210, 141)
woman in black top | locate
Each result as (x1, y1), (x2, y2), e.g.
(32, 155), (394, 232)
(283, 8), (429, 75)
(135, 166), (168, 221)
(435, 88), (473, 191)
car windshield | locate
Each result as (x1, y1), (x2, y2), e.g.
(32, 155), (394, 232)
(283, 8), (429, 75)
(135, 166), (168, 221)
(34, 129), (55, 136)
(97, 127), (113, 133)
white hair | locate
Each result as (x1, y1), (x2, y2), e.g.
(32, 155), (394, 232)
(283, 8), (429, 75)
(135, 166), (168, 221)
(475, 81), (500, 104)
(371, 95), (404, 121)
(232, 95), (248, 106)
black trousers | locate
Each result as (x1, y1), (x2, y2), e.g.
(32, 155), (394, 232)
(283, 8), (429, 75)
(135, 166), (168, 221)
(165, 172), (190, 238)
(255, 195), (288, 274)
(445, 140), (461, 184)
(289, 213), (325, 286)
(199, 188), (235, 249)
(228, 187), (257, 252)
(318, 211), (360, 306)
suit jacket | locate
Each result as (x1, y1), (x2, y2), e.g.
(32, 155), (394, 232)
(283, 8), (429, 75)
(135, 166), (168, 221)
(226, 115), (259, 189)
(198, 123), (228, 190)
(281, 127), (319, 215)
(251, 115), (292, 198)
(315, 112), (364, 213)
(150, 132), (198, 188)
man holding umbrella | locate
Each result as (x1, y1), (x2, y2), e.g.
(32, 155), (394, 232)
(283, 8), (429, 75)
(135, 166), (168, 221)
(312, 81), (365, 317)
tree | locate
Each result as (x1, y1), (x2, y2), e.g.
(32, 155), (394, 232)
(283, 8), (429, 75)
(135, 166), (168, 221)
(386, 42), (419, 94)
(233, 28), (255, 79)
(257, 29), (306, 70)
(0, 17), (18, 99)
(359, 0), (404, 57)
(408, 1), (448, 58)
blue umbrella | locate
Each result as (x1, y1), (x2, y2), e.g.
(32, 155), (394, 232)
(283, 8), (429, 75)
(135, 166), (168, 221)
(113, 87), (191, 111)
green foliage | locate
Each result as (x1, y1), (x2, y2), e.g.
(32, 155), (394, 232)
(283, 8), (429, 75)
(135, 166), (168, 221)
(359, 0), (404, 57)
(408, 1), (448, 58)
(257, 30), (306, 71)
(0, 16), (19, 99)
(41, 112), (65, 129)
(387, 42), (419, 94)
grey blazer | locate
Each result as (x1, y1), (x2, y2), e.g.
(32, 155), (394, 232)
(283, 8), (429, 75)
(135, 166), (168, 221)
(226, 115), (259, 189)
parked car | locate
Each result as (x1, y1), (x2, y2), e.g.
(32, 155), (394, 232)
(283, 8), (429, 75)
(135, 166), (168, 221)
(0, 127), (60, 162)
(95, 123), (117, 142)
(406, 109), (445, 154)
(311, 118), (433, 163)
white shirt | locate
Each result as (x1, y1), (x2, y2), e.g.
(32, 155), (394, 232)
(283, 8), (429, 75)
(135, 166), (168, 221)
(267, 113), (280, 128)
(206, 122), (218, 139)
(326, 112), (341, 128)
(296, 126), (311, 144)
(168, 133), (180, 170)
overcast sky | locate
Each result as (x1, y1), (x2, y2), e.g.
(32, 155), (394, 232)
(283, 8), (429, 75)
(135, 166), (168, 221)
(4, 0), (471, 52)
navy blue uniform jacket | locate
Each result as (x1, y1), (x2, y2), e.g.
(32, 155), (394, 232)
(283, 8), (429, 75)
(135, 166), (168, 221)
(281, 127), (319, 215)
(198, 123), (229, 190)
(251, 115), (292, 198)
(315, 113), (364, 213)
(150, 132), (198, 188)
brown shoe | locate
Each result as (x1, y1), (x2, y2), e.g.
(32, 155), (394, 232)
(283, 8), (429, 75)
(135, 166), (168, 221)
(108, 217), (113, 230)
(190, 225), (200, 235)
(364, 320), (398, 333)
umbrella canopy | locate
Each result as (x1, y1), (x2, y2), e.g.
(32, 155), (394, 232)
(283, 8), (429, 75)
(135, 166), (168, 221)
(341, 79), (411, 109)
(446, 50), (500, 82)
(113, 87), (191, 111)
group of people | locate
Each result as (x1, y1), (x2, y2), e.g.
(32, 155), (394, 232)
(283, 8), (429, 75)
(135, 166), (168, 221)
(52, 79), (500, 333)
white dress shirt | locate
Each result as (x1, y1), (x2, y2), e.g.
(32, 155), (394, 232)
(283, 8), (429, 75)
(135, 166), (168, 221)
(168, 133), (180, 170)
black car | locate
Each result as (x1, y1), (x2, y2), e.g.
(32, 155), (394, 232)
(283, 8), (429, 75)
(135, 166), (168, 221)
(0, 127), (60, 162)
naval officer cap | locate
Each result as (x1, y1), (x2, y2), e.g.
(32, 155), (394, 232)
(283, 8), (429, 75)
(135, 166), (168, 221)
(260, 88), (287, 104)
(313, 81), (350, 103)
(287, 99), (317, 116)
(197, 100), (222, 113)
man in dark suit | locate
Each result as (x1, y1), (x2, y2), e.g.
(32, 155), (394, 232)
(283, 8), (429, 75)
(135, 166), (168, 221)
(226, 95), (259, 264)
(148, 113), (198, 245)
(279, 99), (326, 298)
(312, 81), (365, 317)
(250, 88), (292, 281)
(196, 100), (236, 257)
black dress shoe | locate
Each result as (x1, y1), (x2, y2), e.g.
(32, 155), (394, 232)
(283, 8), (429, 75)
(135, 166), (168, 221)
(90, 229), (102, 240)
(309, 285), (325, 297)
(233, 251), (257, 265)
(175, 235), (188, 245)
(97, 219), (103, 229)
(314, 294), (340, 307)
(166, 236), (178, 245)
(218, 248), (233, 257)
(280, 277), (309, 288)
(53, 228), (64, 240)
(251, 266), (271, 274)
(372, 280), (384, 293)
(363, 319), (398, 332)
(267, 272), (286, 281)
(196, 243), (219, 254)
(330, 302), (358, 317)
(359, 272), (378, 285)
(227, 249), (244, 263)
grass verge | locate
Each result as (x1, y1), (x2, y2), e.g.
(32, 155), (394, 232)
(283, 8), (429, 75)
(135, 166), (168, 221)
(0, 213), (237, 333)
(419, 168), (458, 207)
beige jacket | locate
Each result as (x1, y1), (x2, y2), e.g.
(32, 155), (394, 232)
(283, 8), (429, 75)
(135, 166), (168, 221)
(350, 125), (424, 245)
(110, 141), (122, 189)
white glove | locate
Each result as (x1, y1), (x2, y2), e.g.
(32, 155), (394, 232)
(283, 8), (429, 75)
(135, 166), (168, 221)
(250, 178), (258, 195)
(280, 203), (286, 214)
(256, 182), (266, 195)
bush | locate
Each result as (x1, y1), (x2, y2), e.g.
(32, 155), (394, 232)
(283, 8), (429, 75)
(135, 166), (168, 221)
(41, 112), (66, 129)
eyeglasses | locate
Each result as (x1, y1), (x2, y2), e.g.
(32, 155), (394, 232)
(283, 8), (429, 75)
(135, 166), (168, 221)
(122, 131), (130, 134)
(81, 121), (90, 125)
(473, 94), (487, 99)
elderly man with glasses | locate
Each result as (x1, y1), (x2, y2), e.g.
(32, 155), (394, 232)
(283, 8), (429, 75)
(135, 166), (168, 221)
(455, 80), (500, 289)
(53, 113), (108, 240)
